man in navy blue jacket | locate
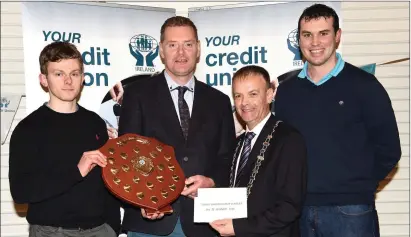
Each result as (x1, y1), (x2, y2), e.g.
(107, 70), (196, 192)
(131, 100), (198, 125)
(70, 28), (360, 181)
(275, 4), (401, 237)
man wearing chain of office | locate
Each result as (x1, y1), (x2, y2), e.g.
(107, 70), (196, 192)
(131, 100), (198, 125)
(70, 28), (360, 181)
(210, 65), (308, 237)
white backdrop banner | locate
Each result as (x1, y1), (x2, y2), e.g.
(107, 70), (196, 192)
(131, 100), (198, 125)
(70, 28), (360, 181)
(1, 94), (22, 144)
(22, 2), (175, 115)
(189, 1), (341, 103)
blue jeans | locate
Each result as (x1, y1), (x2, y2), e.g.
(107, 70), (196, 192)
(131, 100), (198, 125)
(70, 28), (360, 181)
(29, 224), (116, 237)
(300, 205), (380, 237)
(127, 218), (185, 237)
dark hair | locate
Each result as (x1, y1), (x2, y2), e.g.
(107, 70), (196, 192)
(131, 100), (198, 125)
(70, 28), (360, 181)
(232, 65), (271, 89)
(297, 4), (339, 41)
(160, 16), (198, 42)
(39, 41), (84, 75)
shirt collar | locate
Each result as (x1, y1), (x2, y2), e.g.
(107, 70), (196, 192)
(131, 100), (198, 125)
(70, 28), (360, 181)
(164, 70), (195, 92)
(245, 112), (271, 138)
(298, 52), (345, 84)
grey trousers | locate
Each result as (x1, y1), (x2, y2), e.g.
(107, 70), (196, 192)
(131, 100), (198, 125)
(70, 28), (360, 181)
(29, 223), (117, 237)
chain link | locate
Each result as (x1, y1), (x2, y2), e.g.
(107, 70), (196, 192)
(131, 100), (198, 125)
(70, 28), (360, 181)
(230, 120), (282, 197)
(246, 120), (281, 197)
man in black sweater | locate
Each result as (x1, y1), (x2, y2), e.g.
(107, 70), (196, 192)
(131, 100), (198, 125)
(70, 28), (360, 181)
(9, 42), (120, 236)
(275, 4), (401, 237)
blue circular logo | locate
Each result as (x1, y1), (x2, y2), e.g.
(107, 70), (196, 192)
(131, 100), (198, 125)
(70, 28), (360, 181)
(288, 29), (299, 49)
(130, 34), (158, 53)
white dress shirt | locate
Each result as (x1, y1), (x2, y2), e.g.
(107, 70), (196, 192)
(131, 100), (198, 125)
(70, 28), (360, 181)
(233, 112), (271, 185)
(164, 71), (195, 123)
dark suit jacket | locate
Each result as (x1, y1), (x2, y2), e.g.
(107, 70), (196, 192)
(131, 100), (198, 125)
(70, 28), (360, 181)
(232, 115), (307, 237)
(118, 71), (236, 236)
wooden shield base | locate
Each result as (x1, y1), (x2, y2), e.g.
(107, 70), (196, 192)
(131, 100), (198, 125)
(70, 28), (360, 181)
(100, 133), (185, 214)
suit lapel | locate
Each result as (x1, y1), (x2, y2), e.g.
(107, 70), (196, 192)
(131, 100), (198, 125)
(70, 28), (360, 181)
(236, 115), (276, 184)
(230, 133), (245, 186)
(155, 73), (186, 142)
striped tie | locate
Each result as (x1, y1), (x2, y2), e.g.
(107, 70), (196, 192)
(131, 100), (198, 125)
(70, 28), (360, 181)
(235, 132), (256, 185)
(177, 86), (190, 139)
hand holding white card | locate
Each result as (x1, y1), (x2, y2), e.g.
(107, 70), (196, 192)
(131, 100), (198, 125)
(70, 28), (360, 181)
(194, 187), (247, 223)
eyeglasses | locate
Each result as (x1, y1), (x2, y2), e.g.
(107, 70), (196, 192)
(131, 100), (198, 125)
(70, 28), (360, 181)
(164, 41), (197, 51)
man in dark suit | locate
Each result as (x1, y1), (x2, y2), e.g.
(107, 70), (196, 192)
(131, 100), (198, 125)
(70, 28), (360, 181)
(118, 16), (236, 237)
(210, 65), (307, 237)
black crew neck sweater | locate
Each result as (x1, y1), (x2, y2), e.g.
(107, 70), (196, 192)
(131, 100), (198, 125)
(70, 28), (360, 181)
(9, 104), (120, 231)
